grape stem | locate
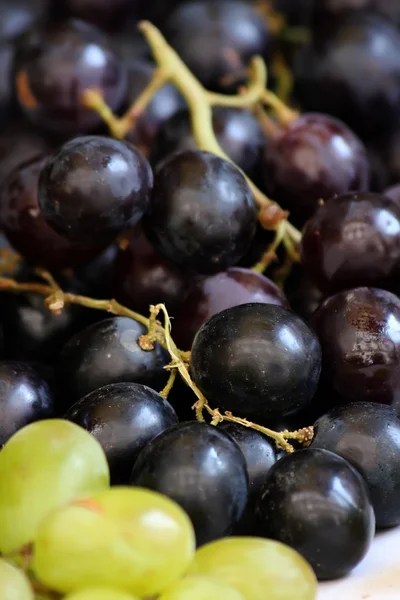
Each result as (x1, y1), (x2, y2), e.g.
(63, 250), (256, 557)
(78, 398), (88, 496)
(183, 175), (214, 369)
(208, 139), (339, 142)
(251, 220), (287, 273)
(82, 20), (301, 254)
(0, 272), (313, 452)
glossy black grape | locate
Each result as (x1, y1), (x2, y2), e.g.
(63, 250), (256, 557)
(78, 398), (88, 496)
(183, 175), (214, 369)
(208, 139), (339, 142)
(164, 1), (270, 92)
(0, 154), (106, 269)
(311, 402), (400, 528)
(301, 192), (400, 294)
(113, 226), (192, 317)
(130, 421), (249, 546)
(65, 382), (178, 484)
(190, 303), (322, 421)
(263, 114), (370, 224)
(151, 108), (265, 180)
(294, 15), (400, 139)
(38, 136), (153, 245)
(0, 362), (55, 446)
(173, 267), (289, 350)
(256, 448), (375, 580)
(57, 316), (168, 409)
(14, 19), (127, 134)
(312, 287), (400, 408)
(144, 150), (257, 274)
(123, 60), (185, 158)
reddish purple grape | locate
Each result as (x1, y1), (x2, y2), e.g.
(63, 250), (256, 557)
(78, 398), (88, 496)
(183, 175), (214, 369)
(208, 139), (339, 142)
(0, 154), (105, 270)
(14, 19), (127, 135)
(113, 227), (192, 316)
(173, 267), (289, 350)
(312, 287), (400, 408)
(0, 0), (48, 43)
(301, 192), (400, 294)
(164, 1), (270, 92)
(38, 136), (153, 245)
(151, 107), (265, 180)
(263, 113), (369, 224)
(123, 60), (185, 158)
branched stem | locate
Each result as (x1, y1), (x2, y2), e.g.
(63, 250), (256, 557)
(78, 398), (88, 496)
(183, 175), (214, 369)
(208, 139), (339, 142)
(0, 271), (313, 452)
(252, 220), (286, 273)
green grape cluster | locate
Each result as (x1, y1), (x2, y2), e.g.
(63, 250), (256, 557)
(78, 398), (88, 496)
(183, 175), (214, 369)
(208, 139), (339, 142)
(0, 420), (317, 600)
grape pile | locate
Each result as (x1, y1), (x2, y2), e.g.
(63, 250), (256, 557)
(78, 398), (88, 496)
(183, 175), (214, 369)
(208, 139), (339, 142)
(0, 1), (399, 598)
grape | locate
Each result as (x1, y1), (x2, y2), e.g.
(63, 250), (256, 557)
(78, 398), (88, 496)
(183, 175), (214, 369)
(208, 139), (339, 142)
(164, 1), (270, 92)
(64, 589), (139, 600)
(0, 558), (33, 600)
(0, 419), (109, 552)
(159, 575), (245, 600)
(312, 287), (400, 407)
(311, 402), (400, 528)
(0, 362), (55, 446)
(130, 421), (249, 546)
(57, 317), (169, 409)
(14, 19), (127, 135)
(0, 154), (105, 270)
(144, 150), (257, 274)
(256, 449), (375, 580)
(32, 487), (196, 596)
(57, 0), (140, 30)
(295, 15), (400, 139)
(262, 113), (369, 224)
(65, 382), (178, 484)
(173, 267), (289, 350)
(190, 303), (322, 421)
(113, 226), (192, 317)
(0, 0), (48, 43)
(38, 136), (153, 245)
(301, 192), (400, 294)
(189, 537), (317, 600)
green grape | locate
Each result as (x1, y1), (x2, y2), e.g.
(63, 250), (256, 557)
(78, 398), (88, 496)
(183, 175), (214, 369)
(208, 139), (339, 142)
(64, 588), (140, 600)
(0, 419), (110, 553)
(0, 558), (33, 600)
(189, 537), (317, 600)
(33, 486), (196, 597)
(159, 575), (246, 600)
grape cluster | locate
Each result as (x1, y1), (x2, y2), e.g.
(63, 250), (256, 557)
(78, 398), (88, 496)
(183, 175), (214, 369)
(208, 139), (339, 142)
(0, 1), (399, 599)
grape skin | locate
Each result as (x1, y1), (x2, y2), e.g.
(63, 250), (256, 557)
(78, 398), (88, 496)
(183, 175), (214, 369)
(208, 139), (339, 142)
(0, 559), (33, 600)
(0, 419), (109, 553)
(64, 588), (139, 600)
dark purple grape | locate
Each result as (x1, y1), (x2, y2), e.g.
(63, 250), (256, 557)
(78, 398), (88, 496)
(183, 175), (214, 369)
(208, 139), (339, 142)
(219, 421), (276, 534)
(38, 136), (153, 245)
(57, 316), (168, 409)
(311, 402), (400, 528)
(294, 15), (400, 139)
(301, 192), (400, 294)
(0, 362), (55, 446)
(312, 287), (400, 408)
(123, 60), (185, 158)
(130, 421), (249, 546)
(65, 382), (178, 484)
(0, 0), (48, 43)
(190, 303), (322, 421)
(56, 0), (140, 30)
(14, 19), (127, 135)
(0, 154), (105, 270)
(151, 108), (265, 180)
(144, 150), (257, 274)
(262, 113), (369, 224)
(0, 45), (16, 125)
(285, 266), (324, 322)
(164, 1), (270, 92)
(113, 227), (192, 316)
(173, 267), (289, 350)
(256, 448), (375, 579)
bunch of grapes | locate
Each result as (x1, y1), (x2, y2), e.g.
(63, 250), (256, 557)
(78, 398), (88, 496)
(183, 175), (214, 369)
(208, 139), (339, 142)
(0, 0), (400, 598)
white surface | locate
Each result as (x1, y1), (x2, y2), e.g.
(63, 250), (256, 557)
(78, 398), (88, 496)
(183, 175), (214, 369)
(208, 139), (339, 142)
(318, 527), (400, 600)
